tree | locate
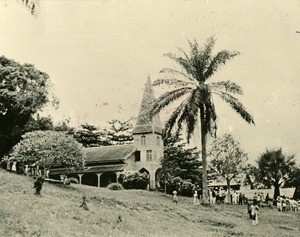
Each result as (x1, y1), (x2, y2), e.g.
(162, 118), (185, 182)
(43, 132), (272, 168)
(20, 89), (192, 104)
(209, 134), (248, 203)
(157, 135), (201, 195)
(152, 37), (254, 203)
(106, 118), (134, 145)
(74, 123), (103, 147)
(243, 163), (262, 189)
(283, 165), (300, 199)
(23, 114), (54, 133)
(19, 0), (39, 17)
(256, 148), (296, 200)
(9, 130), (85, 173)
(54, 119), (75, 136)
(0, 56), (56, 158)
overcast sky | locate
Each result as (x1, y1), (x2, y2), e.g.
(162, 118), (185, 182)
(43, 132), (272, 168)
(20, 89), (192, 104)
(0, 0), (299, 162)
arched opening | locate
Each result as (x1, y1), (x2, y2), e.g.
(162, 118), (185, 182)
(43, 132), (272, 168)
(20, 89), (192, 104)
(82, 173), (98, 187)
(139, 168), (149, 175)
(100, 172), (117, 187)
(49, 174), (61, 180)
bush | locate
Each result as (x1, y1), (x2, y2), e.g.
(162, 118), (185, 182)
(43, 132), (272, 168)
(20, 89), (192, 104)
(121, 171), (149, 189)
(162, 176), (194, 197)
(107, 183), (124, 190)
(68, 177), (79, 184)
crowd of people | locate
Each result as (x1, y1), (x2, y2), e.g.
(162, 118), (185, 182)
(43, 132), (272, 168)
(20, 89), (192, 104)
(276, 195), (299, 212)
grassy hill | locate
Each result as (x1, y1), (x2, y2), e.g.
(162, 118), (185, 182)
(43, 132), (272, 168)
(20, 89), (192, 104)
(0, 169), (299, 237)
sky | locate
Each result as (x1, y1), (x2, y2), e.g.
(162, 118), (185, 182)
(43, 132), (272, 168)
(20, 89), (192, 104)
(0, 0), (299, 163)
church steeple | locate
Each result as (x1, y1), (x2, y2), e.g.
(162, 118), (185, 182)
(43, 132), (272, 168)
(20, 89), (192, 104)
(133, 76), (162, 135)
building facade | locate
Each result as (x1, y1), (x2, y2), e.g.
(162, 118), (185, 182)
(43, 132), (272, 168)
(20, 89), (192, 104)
(49, 76), (163, 189)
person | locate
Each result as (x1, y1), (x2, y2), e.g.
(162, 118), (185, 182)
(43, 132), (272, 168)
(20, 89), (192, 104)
(277, 196), (282, 211)
(193, 191), (199, 206)
(239, 192), (243, 205)
(247, 200), (252, 219)
(282, 196), (287, 212)
(34, 176), (45, 196)
(79, 195), (89, 210)
(172, 190), (178, 204)
(250, 200), (259, 226)
(265, 193), (270, 205)
(46, 169), (50, 178)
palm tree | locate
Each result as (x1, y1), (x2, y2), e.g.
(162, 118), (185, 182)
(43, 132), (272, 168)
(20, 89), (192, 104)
(152, 37), (254, 203)
(257, 148), (296, 200)
(19, 0), (39, 16)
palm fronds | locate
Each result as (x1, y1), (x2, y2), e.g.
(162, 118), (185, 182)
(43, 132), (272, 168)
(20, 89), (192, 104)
(151, 87), (193, 115)
(209, 80), (243, 95)
(215, 91), (255, 124)
(20, 0), (39, 17)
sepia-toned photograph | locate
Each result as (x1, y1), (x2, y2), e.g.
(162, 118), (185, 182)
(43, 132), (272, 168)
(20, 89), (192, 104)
(0, 0), (299, 236)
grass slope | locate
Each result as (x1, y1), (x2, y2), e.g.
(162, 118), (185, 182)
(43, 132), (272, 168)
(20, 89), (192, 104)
(0, 169), (299, 237)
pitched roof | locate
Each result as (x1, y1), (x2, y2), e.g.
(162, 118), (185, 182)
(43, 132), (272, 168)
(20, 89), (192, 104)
(49, 164), (127, 175)
(84, 144), (136, 163)
(133, 76), (163, 135)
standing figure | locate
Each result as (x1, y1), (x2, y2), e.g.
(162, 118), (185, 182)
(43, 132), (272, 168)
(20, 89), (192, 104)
(193, 191), (199, 206)
(172, 190), (178, 204)
(79, 195), (89, 210)
(250, 200), (259, 226)
(34, 176), (45, 196)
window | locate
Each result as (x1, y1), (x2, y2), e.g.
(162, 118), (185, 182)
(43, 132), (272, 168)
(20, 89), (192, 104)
(153, 151), (157, 161)
(135, 151), (141, 162)
(156, 136), (161, 146)
(146, 150), (152, 161)
(141, 136), (146, 145)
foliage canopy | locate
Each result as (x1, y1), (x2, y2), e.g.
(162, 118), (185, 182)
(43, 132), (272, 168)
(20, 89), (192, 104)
(152, 37), (254, 202)
(9, 131), (85, 171)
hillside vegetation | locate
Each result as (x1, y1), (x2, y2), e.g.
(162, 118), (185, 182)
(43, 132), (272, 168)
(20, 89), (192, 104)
(0, 169), (299, 237)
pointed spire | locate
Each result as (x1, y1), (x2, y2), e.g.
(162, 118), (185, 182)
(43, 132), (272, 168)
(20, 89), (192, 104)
(133, 76), (163, 135)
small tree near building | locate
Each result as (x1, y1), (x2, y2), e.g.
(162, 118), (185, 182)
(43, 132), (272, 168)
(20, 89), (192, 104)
(9, 130), (85, 175)
(209, 134), (247, 203)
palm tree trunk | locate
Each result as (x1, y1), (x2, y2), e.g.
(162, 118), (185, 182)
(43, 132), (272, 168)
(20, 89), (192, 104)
(200, 111), (209, 204)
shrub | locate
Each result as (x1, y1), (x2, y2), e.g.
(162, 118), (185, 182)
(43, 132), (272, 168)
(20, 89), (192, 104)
(121, 171), (149, 189)
(68, 177), (79, 184)
(107, 183), (124, 190)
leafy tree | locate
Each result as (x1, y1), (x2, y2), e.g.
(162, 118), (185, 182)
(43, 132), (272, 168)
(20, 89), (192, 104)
(74, 123), (103, 147)
(283, 165), (300, 199)
(9, 130), (85, 173)
(256, 148), (296, 200)
(106, 118), (134, 145)
(23, 114), (54, 133)
(152, 37), (254, 202)
(0, 56), (56, 158)
(157, 135), (201, 195)
(54, 119), (75, 136)
(243, 163), (262, 189)
(209, 134), (248, 203)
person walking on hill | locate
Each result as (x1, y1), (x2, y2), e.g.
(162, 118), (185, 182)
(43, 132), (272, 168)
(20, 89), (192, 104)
(250, 200), (259, 226)
(34, 176), (45, 196)
(172, 190), (178, 204)
(193, 191), (199, 206)
(79, 195), (89, 210)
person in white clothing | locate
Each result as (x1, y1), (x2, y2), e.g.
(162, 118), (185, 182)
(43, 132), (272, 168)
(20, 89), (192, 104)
(193, 191), (199, 206)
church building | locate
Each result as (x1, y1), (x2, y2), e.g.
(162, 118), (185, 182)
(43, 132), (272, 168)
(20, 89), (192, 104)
(49, 76), (163, 189)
